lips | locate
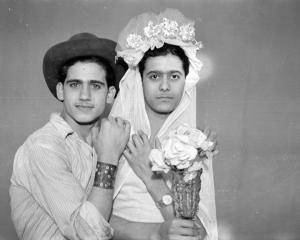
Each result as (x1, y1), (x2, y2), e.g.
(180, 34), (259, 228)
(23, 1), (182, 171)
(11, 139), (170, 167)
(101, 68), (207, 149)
(157, 96), (173, 100)
(75, 103), (94, 109)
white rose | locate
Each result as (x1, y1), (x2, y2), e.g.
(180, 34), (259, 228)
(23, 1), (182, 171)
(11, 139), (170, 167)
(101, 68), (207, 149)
(176, 124), (214, 151)
(168, 157), (191, 170)
(149, 149), (170, 173)
(199, 140), (214, 151)
(162, 135), (197, 169)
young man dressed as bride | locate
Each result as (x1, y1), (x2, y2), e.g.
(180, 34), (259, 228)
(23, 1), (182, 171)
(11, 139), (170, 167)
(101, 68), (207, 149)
(110, 9), (218, 240)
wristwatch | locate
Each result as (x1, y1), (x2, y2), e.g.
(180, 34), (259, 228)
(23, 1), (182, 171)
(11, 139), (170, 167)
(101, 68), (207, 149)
(156, 194), (173, 209)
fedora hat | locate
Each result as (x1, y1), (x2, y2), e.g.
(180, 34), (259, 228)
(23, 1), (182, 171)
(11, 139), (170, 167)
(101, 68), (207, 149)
(43, 32), (126, 99)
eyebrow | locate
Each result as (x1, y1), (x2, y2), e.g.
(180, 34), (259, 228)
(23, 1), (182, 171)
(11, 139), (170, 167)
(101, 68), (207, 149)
(65, 79), (106, 85)
(146, 70), (183, 75)
(90, 80), (106, 86)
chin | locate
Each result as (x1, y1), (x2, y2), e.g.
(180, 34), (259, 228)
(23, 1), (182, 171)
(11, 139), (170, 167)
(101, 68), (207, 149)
(155, 107), (176, 115)
(74, 114), (99, 125)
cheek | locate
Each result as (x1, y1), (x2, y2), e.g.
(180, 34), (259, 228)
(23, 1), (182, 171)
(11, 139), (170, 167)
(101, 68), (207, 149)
(142, 83), (154, 99)
(174, 82), (185, 97)
(94, 91), (108, 105)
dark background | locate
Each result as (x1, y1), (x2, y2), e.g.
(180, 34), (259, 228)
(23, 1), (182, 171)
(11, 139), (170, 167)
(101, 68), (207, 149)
(0, 0), (299, 239)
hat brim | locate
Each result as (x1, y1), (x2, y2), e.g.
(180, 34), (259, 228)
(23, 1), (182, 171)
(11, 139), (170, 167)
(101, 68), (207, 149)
(43, 38), (126, 99)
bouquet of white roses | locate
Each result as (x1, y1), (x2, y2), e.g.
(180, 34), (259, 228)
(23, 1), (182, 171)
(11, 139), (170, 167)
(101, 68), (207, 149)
(149, 124), (214, 182)
(149, 124), (214, 219)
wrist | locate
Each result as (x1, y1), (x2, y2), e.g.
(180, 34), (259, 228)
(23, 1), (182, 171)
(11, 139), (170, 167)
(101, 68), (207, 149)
(144, 176), (166, 195)
(150, 231), (161, 240)
(97, 152), (119, 166)
(93, 162), (117, 189)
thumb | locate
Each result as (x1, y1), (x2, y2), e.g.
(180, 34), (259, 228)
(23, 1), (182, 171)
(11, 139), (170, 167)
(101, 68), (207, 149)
(91, 125), (99, 146)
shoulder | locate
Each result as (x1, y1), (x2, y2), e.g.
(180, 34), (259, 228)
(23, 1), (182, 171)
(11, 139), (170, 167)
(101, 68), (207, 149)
(25, 121), (65, 150)
(14, 122), (68, 169)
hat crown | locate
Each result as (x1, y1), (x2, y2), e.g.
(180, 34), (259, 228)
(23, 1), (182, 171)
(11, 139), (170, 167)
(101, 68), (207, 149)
(68, 32), (98, 41)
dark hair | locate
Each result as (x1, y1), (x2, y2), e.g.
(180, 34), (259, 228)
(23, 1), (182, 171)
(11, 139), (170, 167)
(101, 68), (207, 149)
(59, 56), (116, 88)
(138, 43), (189, 77)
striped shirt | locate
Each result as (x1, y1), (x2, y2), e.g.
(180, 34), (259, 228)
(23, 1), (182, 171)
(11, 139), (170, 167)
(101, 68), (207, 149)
(10, 113), (112, 240)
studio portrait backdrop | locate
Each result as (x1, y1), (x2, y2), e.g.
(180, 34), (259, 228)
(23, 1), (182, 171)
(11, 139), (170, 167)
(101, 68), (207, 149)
(0, 0), (299, 240)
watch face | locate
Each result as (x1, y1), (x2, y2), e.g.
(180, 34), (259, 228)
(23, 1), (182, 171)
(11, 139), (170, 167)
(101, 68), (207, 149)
(162, 194), (173, 205)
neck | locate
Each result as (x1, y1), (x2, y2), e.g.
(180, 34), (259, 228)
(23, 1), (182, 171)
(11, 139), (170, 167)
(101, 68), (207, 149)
(145, 106), (170, 144)
(61, 111), (96, 145)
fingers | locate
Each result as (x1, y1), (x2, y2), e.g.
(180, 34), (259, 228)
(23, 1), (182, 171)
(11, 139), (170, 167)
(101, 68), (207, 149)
(212, 149), (219, 156)
(208, 130), (217, 141)
(113, 117), (131, 130)
(169, 219), (203, 239)
(170, 236), (199, 240)
(173, 218), (195, 228)
(123, 147), (131, 160)
(171, 227), (194, 236)
(203, 126), (210, 136)
(126, 140), (136, 156)
(137, 130), (150, 145)
(132, 134), (143, 148)
(199, 126), (219, 157)
(124, 120), (131, 135)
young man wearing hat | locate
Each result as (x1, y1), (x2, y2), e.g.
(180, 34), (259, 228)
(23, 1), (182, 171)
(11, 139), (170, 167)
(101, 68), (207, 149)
(9, 33), (130, 240)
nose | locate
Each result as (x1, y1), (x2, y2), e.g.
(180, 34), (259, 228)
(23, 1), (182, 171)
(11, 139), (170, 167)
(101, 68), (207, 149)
(79, 84), (91, 100)
(159, 76), (170, 91)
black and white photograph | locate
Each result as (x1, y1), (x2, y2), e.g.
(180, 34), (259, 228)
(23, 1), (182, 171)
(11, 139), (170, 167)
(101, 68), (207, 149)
(0, 0), (299, 239)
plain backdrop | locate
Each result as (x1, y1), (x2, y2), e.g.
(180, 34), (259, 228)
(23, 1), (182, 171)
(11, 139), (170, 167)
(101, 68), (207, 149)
(0, 0), (299, 239)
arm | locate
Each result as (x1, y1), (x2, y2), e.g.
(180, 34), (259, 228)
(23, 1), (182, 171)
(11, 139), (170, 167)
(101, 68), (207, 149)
(117, 132), (204, 240)
(111, 215), (202, 240)
(28, 143), (106, 240)
(110, 215), (160, 240)
(124, 133), (174, 220)
(122, 128), (219, 240)
(28, 117), (130, 240)
(89, 117), (130, 221)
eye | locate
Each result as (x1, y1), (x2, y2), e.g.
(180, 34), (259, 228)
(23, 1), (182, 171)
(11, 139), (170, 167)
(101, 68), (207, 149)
(149, 73), (159, 80)
(91, 83), (102, 89)
(170, 74), (180, 80)
(69, 82), (80, 88)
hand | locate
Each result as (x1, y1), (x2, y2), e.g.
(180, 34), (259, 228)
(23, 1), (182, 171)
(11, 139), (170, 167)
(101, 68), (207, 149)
(123, 131), (153, 183)
(199, 126), (219, 159)
(155, 218), (205, 240)
(194, 217), (207, 240)
(92, 116), (130, 165)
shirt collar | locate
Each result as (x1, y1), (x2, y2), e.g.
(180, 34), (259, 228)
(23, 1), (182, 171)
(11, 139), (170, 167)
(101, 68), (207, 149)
(49, 113), (74, 139)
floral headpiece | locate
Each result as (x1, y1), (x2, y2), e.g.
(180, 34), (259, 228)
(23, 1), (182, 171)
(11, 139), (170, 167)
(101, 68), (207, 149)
(116, 8), (202, 66)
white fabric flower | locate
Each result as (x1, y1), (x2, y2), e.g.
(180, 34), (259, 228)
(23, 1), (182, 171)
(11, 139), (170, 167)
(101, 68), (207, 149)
(162, 135), (197, 169)
(126, 34), (144, 49)
(144, 21), (161, 38)
(179, 23), (195, 41)
(123, 55), (137, 66)
(148, 37), (164, 50)
(161, 18), (178, 38)
(149, 149), (170, 173)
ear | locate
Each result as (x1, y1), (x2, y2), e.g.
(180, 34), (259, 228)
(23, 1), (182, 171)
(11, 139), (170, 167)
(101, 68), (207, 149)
(106, 86), (116, 104)
(56, 82), (64, 101)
